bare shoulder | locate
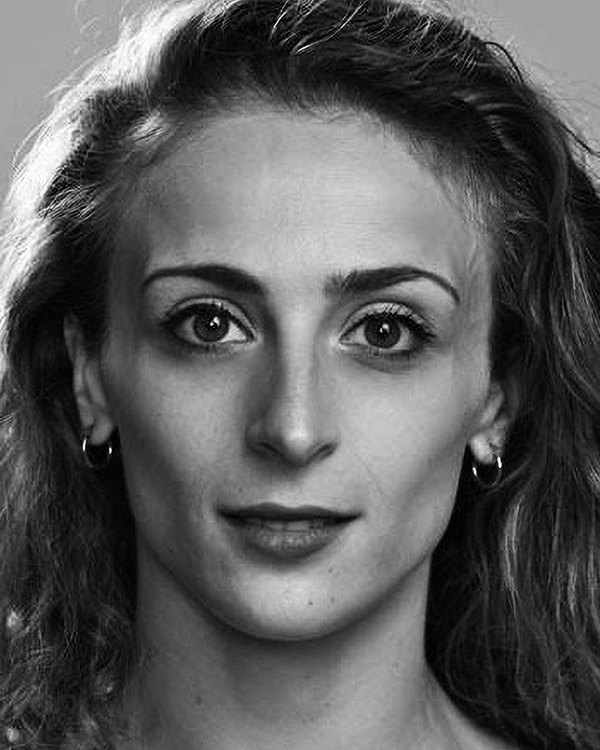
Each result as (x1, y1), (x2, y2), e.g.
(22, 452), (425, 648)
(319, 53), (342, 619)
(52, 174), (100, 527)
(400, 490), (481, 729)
(458, 724), (519, 750)
(439, 698), (520, 750)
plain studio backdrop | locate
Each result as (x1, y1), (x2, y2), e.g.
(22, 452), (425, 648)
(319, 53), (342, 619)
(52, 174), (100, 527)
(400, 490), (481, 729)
(1, 0), (599, 200)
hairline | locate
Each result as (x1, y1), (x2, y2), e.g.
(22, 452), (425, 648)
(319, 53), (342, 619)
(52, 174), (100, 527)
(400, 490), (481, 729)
(104, 93), (499, 292)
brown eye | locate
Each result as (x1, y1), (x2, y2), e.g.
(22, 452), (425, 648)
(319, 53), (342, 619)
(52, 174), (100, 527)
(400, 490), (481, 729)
(165, 300), (254, 349)
(193, 307), (231, 343)
(341, 303), (433, 360)
(363, 315), (403, 349)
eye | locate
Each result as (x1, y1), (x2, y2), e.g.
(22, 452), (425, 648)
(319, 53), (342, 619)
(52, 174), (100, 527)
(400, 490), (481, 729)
(163, 300), (254, 350)
(341, 304), (433, 359)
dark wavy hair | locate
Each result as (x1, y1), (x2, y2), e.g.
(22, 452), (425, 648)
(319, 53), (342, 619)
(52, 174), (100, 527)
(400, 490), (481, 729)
(1, 0), (600, 747)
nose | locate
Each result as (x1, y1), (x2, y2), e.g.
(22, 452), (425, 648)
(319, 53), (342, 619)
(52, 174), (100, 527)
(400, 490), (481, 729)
(245, 345), (339, 468)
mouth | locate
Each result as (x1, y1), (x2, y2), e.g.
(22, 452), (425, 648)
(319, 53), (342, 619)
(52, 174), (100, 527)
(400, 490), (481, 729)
(219, 503), (359, 559)
(221, 502), (358, 521)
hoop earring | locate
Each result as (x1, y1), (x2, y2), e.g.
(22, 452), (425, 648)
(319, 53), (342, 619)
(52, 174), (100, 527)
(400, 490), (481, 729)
(81, 433), (114, 470)
(471, 453), (503, 489)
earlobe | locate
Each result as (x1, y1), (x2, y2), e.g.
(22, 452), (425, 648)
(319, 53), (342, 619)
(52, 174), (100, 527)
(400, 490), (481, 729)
(64, 316), (116, 445)
(468, 379), (514, 466)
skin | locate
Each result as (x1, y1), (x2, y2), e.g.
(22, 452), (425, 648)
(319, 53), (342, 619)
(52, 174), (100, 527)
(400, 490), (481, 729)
(66, 108), (512, 749)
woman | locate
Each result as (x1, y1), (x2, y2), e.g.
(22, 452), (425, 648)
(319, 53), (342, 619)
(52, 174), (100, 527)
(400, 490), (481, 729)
(1, 0), (599, 748)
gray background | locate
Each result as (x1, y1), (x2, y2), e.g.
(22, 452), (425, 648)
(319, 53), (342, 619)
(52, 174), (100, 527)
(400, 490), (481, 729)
(2, 0), (600, 200)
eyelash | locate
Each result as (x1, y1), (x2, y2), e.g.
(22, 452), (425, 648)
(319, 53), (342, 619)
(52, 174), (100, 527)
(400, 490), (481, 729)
(340, 303), (435, 361)
(160, 299), (435, 361)
(161, 299), (255, 354)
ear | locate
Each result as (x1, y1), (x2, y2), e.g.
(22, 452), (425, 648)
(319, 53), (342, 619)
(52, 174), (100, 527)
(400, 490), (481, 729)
(64, 315), (116, 445)
(468, 377), (516, 465)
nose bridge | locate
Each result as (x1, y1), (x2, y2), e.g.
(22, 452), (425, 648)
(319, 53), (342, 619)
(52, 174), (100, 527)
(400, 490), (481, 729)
(246, 320), (338, 466)
(277, 333), (321, 424)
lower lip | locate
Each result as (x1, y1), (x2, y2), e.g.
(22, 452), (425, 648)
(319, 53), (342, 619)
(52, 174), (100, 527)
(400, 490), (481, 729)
(221, 516), (354, 560)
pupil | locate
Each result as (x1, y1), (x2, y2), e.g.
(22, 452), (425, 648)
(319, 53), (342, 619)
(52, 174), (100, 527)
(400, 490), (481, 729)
(364, 316), (401, 348)
(194, 309), (229, 342)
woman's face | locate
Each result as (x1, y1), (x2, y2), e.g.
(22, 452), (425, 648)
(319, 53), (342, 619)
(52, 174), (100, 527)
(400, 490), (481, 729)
(78, 108), (505, 640)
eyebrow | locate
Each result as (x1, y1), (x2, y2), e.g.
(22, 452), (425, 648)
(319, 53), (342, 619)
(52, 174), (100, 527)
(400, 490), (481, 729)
(142, 263), (264, 295)
(324, 266), (460, 304)
(141, 262), (460, 304)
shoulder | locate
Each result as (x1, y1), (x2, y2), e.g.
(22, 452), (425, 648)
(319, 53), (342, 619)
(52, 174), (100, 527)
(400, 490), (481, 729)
(448, 717), (520, 750)
(436, 692), (520, 750)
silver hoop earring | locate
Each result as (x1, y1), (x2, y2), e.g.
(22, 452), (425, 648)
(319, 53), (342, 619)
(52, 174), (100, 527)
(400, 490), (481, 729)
(471, 453), (503, 489)
(82, 433), (114, 470)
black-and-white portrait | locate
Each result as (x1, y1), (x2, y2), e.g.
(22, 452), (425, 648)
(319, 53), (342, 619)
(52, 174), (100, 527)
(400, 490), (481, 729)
(1, 2), (600, 749)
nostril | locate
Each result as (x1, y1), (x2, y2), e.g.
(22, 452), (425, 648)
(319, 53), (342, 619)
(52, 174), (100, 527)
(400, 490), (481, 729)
(251, 436), (282, 458)
(244, 360), (339, 467)
(245, 420), (338, 468)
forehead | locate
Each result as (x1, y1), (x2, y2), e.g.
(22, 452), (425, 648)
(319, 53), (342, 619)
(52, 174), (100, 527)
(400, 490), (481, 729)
(118, 108), (488, 295)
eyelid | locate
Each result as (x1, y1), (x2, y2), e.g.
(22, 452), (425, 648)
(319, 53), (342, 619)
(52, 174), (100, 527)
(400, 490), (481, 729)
(160, 296), (257, 348)
(339, 300), (436, 363)
(341, 300), (431, 334)
(163, 296), (255, 328)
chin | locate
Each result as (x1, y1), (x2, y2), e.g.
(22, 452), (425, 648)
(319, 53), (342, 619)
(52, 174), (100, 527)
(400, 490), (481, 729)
(206, 588), (371, 644)
(230, 617), (347, 644)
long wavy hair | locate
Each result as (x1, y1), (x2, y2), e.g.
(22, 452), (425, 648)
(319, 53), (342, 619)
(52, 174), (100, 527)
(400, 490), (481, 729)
(1, 0), (600, 747)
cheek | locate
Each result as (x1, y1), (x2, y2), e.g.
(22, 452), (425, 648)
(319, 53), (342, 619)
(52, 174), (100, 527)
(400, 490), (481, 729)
(345, 359), (481, 469)
(102, 347), (243, 528)
(340, 359), (485, 551)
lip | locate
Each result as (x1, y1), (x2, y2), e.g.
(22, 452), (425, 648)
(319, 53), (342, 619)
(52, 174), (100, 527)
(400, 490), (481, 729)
(221, 502), (358, 520)
(220, 503), (359, 560)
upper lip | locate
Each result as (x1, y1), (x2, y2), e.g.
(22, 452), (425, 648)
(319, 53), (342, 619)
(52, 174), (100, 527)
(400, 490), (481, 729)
(220, 502), (359, 520)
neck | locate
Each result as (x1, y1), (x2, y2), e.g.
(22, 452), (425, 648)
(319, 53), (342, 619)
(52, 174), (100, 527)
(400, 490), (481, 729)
(123, 547), (464, 750)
